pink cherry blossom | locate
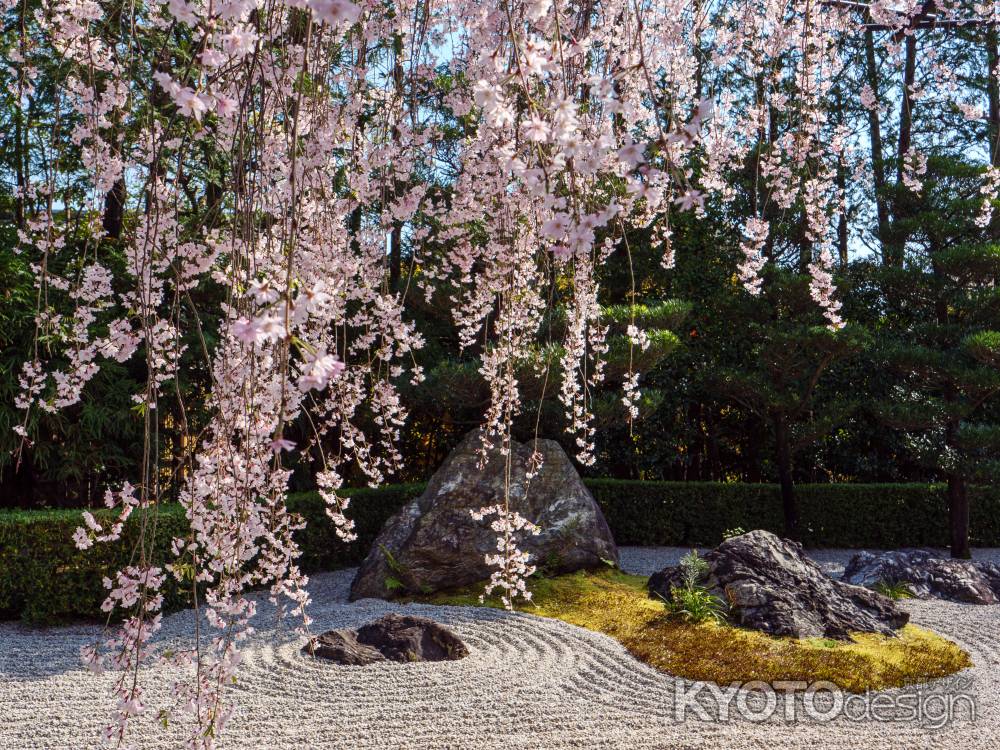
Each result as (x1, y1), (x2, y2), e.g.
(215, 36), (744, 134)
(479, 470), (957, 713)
(172, 86), (210, 121)
(297, 351), (346, 391)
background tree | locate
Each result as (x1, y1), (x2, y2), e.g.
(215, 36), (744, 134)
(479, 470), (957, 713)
(876, 157), (1000, 558)
(711, 274), (868, 539)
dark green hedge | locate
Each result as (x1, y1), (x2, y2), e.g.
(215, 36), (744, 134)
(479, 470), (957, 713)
(0, 484), (424, 625)
(287, 484), (424, 571)
(4, 480), (999, 624)
(586, 480), (1000, 549)
(0, 504), (191, 625)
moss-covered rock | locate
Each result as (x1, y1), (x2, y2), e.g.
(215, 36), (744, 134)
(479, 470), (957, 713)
(415, 568), (971, 693)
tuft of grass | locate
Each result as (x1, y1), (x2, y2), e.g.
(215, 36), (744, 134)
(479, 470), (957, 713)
(657, 550), (727, 624)
(415, 568), (970, 693)
(874, 579), (916, 600)
(660, 585), (728, 624)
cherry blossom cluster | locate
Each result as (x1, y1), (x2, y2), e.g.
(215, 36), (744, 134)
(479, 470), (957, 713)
(469, 503), (542, 609)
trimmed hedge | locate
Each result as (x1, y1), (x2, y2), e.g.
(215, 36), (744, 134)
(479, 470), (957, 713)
(4, 480), (1000, 624)
(586, 481), (1000, 549)
(0, 484), (424, 625)
(0, 504), (190, 625)
(288, 484), (425, 571)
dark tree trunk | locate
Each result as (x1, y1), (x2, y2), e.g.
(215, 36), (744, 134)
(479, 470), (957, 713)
(773, 413), (800, 539)
(102, 178), (127, 239)
(799, 237), (812, 276)
(987, 27), (1000, 169)
(389, 223), (402, 293)
(349, 205), (362, 254)
(948, 472), (970, 559)
(744, 414), (763, 483)
(886, 34), (917, 268)
(836, 160), (849, 267)
(896, 35), (917, 183)
(864, 29), (890, 256)
(13, 0), (28, 229)
(706, 406), (721, 481)
(389, 33), (406, 294)
(14, 95), (25, 229)
(987, 27), (1000, 255)
(751, 74), (765, 217)
(688, 401), (703, 480)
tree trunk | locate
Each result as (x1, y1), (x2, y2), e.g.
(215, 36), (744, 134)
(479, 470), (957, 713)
(886, 34), (917, 268)
(706, 406), (721, 481)
(349, 205), (362, 254)
(773, 413), (800, 539)
(836, 159), (849, 267)
(798, 235), (812, 276)
(865, 29), (889, 250)
(389, 32), (405, 294)
(389, 223), (402, 293)
(14, 92), (26, 229)
(864, 30), (890, 257)
(948, 472), (970, 559)
(987, 26), (999, 169)
(896, 34), (917, 184)
(745, 419), (763, 483)
(102, 178), (127, 239)
(13, 0), (28, 229)
(987, 27), (1000, 254)
(688, 401), (703, 480)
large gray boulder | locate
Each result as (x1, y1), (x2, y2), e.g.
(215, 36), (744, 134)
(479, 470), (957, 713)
(303, 613), (469, 665)
(349, 429), (619, 600)
(842, 549), (1000, 604)
(648, 530), (908, 639)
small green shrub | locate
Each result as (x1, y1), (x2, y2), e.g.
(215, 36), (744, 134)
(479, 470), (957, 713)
(659, 550), (727, 624)
(677, 549), (709, 588)
(874, 580), (915, 600)
(664, 585), (728, 624)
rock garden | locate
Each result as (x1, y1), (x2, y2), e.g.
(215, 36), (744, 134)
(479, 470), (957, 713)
(5, 430), (1000, 750)
(6, 2), (1000, 748)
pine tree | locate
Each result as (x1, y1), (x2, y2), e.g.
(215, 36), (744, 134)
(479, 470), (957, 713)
(877, 157), (1000, 558)
(712, 272), (868, 539)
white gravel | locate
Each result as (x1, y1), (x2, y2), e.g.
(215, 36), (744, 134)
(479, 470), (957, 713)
(2, 547), (999, 750)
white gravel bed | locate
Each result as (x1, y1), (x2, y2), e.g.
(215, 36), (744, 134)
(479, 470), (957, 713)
(1, 547), (998, 750)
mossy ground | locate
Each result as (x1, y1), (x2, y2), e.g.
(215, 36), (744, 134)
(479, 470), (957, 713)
(414, 567), (971, 692)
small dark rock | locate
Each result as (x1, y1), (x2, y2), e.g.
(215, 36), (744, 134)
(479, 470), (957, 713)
(842, 549), (1000, 605)
(303, 613), (469, 665)
(649, 530), (909, 639)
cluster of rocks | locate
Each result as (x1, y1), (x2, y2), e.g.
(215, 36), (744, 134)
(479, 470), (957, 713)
(648, 530), (909, 638)
(842, 549), (1000, 605)
(310, 430), (619, 667)
(321, 428), (997, 669)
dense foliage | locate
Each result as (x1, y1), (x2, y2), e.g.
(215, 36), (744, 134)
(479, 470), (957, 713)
(8, 479), (1000, 624)
(587, 479), (1000, 548)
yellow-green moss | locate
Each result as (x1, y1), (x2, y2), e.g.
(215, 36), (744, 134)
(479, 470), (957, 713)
(415, 568), (971, 693)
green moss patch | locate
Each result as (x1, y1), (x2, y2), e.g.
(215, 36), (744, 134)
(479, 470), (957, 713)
(414, 568), (971, 693)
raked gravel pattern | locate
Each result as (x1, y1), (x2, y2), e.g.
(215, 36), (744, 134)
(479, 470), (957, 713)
(2, 547), (999, 750)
